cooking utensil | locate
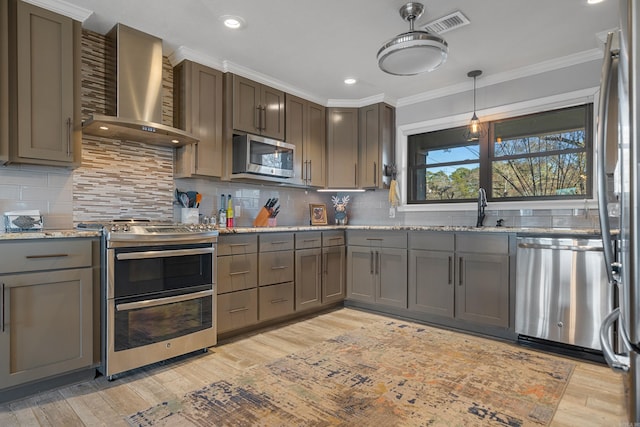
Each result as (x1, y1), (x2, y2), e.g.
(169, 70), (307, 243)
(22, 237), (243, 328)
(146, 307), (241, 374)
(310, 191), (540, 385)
(180, 193), (189, 208)
(195, 193), (202, 208)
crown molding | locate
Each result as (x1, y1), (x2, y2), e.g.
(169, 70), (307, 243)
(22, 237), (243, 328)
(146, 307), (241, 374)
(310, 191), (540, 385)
(396, 48), (603, 108)
(22, 0), (92, 22)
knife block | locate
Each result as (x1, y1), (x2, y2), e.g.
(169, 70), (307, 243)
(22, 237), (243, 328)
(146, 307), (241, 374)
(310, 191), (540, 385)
(253, 207), (271, 227)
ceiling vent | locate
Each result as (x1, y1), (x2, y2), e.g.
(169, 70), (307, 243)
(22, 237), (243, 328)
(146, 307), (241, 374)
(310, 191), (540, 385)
(421, 10), (470, 34)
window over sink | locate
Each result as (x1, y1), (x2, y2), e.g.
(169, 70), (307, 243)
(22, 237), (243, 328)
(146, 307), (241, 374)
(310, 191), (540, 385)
(407, 104), (593, 204)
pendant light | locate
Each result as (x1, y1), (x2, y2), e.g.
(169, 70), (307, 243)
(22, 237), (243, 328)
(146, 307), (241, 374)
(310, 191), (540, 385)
(463, 70), (486, 141)
(377, 3), (448, 76)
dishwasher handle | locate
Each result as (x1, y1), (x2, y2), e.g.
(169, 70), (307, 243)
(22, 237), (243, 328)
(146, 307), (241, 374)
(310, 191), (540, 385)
(517, 242), (604, 252)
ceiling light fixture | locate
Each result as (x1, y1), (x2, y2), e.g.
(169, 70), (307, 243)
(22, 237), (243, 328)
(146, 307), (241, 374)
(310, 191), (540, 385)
(344, 78), (357, 85)
(220, 15), (245, 29)
(462, 69), (486, 141)
(377, 2), (448, 76)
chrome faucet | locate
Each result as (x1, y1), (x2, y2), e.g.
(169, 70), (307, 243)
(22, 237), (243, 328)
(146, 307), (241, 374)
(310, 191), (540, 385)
(476, 187), (487, 227)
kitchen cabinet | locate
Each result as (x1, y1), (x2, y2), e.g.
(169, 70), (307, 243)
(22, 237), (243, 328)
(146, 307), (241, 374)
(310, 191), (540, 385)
(258, 233), (294, 321)
(295, 232), (322, 311)
(174, 60), (224, 178)
(286, 94), (326, 187)
(295, 231), (346, 312)
(346, 231), (407, 309)
(327, 107), (359, 189)
(4, 0), (81, 167)
(0, 0), (8, 164)
(358, 103), (395, 189)
(321, 230), (346, 304)
(408, 232), (510, 328)
(0, 239), (93, 391)
(232, 74), (285, 140)
(216, 234), (258, 334)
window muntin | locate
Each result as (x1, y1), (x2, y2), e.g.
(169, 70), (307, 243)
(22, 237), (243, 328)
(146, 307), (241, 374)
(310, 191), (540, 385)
(407, 104), (592, 204)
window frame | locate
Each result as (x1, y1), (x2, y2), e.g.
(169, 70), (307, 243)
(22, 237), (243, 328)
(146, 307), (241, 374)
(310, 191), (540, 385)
(406, 104), (593, 205)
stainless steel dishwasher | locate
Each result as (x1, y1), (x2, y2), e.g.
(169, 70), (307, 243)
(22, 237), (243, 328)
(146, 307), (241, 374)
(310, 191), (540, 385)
(515, 236), (613, 351)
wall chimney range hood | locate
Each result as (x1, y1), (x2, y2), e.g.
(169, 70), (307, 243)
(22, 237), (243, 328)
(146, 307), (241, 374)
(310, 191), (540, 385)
(82, 24), (198, 147)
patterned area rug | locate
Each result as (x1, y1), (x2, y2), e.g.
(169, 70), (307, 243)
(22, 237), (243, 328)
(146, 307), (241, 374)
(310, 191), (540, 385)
(128, 320), (575, 426)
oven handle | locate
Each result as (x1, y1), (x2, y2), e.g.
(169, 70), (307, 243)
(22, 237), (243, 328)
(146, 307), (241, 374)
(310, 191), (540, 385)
(116, 247), (214, 260)
(116, 289), (213, 311)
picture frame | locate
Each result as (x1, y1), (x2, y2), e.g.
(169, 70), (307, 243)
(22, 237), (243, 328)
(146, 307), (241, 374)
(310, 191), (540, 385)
(309, 203), (328, 225)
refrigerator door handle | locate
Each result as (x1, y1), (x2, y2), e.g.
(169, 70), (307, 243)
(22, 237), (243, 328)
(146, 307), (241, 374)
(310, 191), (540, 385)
(596, 31), (619, 286)
(600, 308), (630, 373)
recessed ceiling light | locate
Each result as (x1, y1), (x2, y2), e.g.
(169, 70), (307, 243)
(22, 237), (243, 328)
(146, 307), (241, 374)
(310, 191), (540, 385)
(99, 126), (109, 130)
(587, 0), (605, 4)
(220, 15), (246, 29)
(344, 78), (357, 85)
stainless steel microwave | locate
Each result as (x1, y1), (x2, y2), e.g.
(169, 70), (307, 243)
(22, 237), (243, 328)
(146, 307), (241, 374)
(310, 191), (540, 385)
(232, 134), (295, 178)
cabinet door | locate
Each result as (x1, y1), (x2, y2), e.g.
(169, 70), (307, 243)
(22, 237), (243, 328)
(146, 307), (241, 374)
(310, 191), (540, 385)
(408, 249), (454, 317)
(295, 248), (322, 311)
(376, 247), (407, 308)
(358, 104), (380, 188)
(0, 0), (8, 164)
(306, 101), (326, 187)
(261, 85), (285, 140)
(258, 250), (294, 286)
(232, 75), (261, 135)
(174, 61), (223, 178)
(346, 246), (375, 303)
(323, 245), (345, 304)
(0, 268), (92, 389)
(15, 0), (79, 164)
(286, 94), (306, 183)
(327, 107), (358, 188)
(455, 253), (510, 327)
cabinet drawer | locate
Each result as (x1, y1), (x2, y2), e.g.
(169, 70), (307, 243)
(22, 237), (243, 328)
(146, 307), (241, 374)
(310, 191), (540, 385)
(217, 288), (258, 334)
(322, 230), (345, 247)
(295, 232), (322, 249)
(409, 232), (454, 251)
(0, 239), (92, 274)
(260, 232), (294, 252)
(259, 282), (294, 321)
(347, 230), (407, 248)
(217, 253), (258, 294)
(456, 233), (509, 254)
(218, 234), (258, 256)
(259, 250), (294, 286)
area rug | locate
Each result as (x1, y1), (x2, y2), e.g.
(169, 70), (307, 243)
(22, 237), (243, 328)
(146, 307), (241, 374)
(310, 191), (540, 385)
(128, 320), (575, 426)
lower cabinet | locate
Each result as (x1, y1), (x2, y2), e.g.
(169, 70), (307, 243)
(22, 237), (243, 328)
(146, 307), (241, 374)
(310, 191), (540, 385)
(322, 244), (345, 304)
(259, 282), (294, 322)
(217, 288), (257, 335)
(408, 232), (511, 328)
(295, 247), (322, 311)
(1, 253), (93, 390)
(258, 233), (295, 322)
(346, 231), (408, 309)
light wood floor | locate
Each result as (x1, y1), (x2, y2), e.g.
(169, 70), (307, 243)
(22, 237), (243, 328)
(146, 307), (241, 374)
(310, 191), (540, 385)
(0, 308), (627, 426)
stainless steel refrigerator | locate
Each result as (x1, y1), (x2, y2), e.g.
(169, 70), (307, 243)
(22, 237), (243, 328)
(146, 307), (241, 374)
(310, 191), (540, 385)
(598, 0), (640, 422)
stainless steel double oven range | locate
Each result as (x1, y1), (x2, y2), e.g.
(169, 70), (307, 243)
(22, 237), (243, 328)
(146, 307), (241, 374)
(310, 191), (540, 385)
(95, 220), (218, 380)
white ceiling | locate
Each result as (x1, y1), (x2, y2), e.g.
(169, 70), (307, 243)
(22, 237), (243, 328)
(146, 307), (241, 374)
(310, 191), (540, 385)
(33, 0), (619, 106)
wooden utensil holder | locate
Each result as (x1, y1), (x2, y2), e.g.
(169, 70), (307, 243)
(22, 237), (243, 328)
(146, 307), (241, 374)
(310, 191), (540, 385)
(253, 207), (271, 227)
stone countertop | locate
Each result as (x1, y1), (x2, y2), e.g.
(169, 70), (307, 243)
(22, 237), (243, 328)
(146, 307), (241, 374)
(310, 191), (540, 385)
(0, 230), (102, 240)
(217, 225), (606, 237)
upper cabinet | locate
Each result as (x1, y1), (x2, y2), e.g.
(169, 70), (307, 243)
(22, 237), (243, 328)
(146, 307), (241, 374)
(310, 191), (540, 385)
(3, 0), (81, 167)
(174, 60), (224, 178)
(285, 94), (326, 187)
(326, 107), (359, 189)
(359, 103), (395, 189)
(232, 74), (285, 140)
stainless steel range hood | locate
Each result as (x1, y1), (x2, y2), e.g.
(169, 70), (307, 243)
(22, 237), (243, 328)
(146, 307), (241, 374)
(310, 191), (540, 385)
(82, 24), (197, 147)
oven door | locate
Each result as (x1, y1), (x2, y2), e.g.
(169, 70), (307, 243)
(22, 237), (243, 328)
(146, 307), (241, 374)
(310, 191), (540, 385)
(105, 287), (216, 378)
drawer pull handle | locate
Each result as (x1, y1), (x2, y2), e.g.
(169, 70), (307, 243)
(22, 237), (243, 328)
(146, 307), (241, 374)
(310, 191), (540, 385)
(328, 237), (342, 240)
(228, 270), (250, 276)
(26, 253), (69, 259)
(1, 283), (4, 333)
(269, 241), (290, 245)
(366, 238), (383, 241)
(228, 307), (249, 314)
(229, 243), (249, 247)
(270, 298), (288, 304)
(303, 239), (320, 243)
(271, 265), (288, 270)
